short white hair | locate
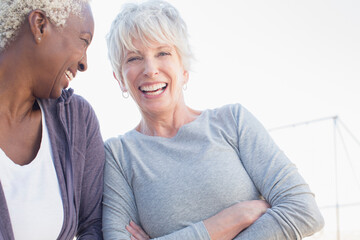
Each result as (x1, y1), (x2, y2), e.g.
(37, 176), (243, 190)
(0, 0), (90, 51)
(107, 0), (194, 81)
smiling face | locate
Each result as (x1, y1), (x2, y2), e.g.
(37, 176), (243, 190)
(33, 3), (94, 99)
(120, 38), (189, 116)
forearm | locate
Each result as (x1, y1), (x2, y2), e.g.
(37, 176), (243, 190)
(77, 112), (105, 239)
(235, 106), (324, 239)
(203, 210), (250, 240)
(77, 219), (103, 240)
(117, 220), (210, 240)
(234, 196), (324, 239)
(77, 171), (104, 239)
(77, 157), (104, 239)
(150, 222), (210, 240)
(127, 200), (269, 240)
(203, 202), (267, 240)
(233, 213), (281, 240)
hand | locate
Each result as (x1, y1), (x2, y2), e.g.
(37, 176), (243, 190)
(126, 221), (150, 240)
(204, 200), (270, 240)
(232, 200), (270, 225)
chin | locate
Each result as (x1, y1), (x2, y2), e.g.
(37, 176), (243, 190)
(49, 89), (63, 99)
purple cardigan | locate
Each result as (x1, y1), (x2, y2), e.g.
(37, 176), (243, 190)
(0, 89), (105, 240)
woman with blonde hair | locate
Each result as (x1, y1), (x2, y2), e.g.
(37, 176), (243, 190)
(0, 0), (104, 239)
(103, 0), (324, 239)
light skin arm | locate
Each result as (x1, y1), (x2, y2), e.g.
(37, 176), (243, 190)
(203, 200), (270, 240)
(127, 200), (270, 240)
(231, 105), (324, 239)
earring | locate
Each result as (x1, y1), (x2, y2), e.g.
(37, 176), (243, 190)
(37, 37), (41, 41)
(183, 83), (188, 91)
(122, 91), (129, 99)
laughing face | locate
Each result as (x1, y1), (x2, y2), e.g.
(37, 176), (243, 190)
(120, 39), (189, 116)
(33, 3), (94, 99)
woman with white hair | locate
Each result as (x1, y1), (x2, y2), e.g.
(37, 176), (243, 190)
(103, 0), (324, 239)
(0, 0), (104, 239)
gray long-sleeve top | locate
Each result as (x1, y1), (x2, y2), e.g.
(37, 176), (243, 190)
(103, 104), (324, 239)
(0, 89), (105, 240)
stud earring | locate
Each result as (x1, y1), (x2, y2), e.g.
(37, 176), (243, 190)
(37, 37), (41, 41)
(183, 83), (188, 91)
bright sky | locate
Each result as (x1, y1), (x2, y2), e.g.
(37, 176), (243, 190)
(71, 0), (360, 239)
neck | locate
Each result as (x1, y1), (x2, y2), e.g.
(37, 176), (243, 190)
(0, 45), (37, 121)
(137, 103), (201, 138)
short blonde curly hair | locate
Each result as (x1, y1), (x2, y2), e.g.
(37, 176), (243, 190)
(0, 0), (90, 51)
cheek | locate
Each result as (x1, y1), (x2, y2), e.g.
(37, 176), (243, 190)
(73, 47), (86, 60)
(123, 67), (139, 86)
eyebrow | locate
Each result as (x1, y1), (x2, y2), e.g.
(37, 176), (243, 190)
(157, 46), (172, 50)
(125, 50), (141, 56)
(125, 45), (173, 55)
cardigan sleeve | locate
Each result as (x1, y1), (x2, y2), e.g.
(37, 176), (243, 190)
(76, 102), (105, 240)
(233, 104), (324, 239)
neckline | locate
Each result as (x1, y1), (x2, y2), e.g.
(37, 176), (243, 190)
(129, 109), (208, 140)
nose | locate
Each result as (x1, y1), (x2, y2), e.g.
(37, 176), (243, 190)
(143, 58), (159, 78)
(78, 54), (88, 72)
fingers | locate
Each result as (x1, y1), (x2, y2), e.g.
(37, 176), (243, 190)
(250, 200), (270, 210)
(126, 221), (150, 240)
(257, 199), (271, 211)
(130, 221), (149, 238)
(249, 200), (270, 214)
(229, 200), (270, 225)
(260, 199), (271, 208)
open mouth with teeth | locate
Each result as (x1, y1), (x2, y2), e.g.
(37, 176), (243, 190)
(65, 70), (74, 82)
(139, 83), (168, 96)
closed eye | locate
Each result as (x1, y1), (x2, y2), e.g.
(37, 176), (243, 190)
(127, 56), (142, 62)
(81, 38), (90, 46)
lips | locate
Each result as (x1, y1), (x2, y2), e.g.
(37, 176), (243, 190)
(139, 83), (167, 96)
(65, 70), (74, 82)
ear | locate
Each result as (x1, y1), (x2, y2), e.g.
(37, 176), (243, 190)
(113, 71), (127, 91)
(28, 10), (49, 44)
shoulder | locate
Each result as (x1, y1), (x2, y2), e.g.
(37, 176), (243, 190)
(206, 103), (247, 123)
(39, 88), (94, 114)
(205, 103), (265, 135)
(105, 136), (121, 149)
(64, 90), (94, 113)
(216, 103), (259, 122)
(62, 90), (99, 125)
(104, 129), (140, 148)
(40, 89), (100, 134)
(104, 135), (134, 175)
(104, 134), (128, 155)
(218, 103), (242, 113)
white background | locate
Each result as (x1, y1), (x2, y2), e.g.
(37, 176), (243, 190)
(71, 0), (360, 239)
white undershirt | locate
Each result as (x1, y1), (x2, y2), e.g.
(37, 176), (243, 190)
(0, 101), (64, 240)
